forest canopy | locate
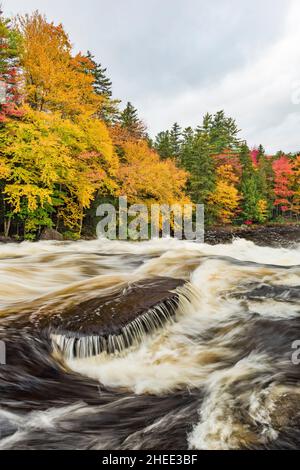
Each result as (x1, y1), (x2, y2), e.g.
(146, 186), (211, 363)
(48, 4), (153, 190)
(0, 10), (299, 240)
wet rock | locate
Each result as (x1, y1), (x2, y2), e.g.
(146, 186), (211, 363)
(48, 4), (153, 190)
(205, 224), (300, 247)
(244, 284), (300, 302)
(0, 236), (15, 243)
(38, 277), (185, 335)
(36, 277), (186, 357)
(40, 228), (63, 241)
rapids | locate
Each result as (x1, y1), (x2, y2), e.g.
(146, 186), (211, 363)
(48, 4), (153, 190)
(0, 237), (300, 449)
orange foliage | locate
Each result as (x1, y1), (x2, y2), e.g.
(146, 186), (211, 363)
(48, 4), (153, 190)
(117, 140), (189, 206)
(208, 163), (240, 223)
(18, 12), (103, 118)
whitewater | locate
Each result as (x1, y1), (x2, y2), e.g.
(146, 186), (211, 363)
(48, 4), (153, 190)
(0, 237), (299, 449)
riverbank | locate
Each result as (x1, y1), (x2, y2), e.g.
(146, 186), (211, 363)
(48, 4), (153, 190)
(0, 223), (299, 247)
(204, 223), (300, 247)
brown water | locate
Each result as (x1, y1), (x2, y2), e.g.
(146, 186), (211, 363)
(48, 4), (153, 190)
(0, 238), (299, 449)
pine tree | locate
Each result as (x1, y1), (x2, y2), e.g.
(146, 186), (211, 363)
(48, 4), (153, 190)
(184, 133), (216, 202)
(86, 51), (112, 97)
(197, 110), (240, 153)
(119, 101), (146, 139)
(154, 130), (172, 159)
(239, 144), (263, 222)
(180, 127), (194, 167)
(169, 122), (182, 161)
(256, 144), (274, 219)
(85, 51), (120, 124)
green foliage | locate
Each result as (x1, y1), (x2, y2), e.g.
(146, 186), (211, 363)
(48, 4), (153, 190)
(86, 51), (120, 124)
(119, 102), (146, 139)
(86, 51), (112, 97)
(154, 130), (172, 159)
(239, 144), (268, 223)
(0, 8), (298, 240)
(198, 110), (241, 153)
(169, 122), (182, 161)
(63, 230), (81, 240)
(0, 11), (22, 73)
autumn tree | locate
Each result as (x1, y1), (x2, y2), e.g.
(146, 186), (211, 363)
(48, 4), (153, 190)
(18, 12), (102, 118)
(272, 154), (294, 216)
(117, 140), (188, 206)
(0, 108), (117, 238)
(208, 164), (240, 224)
(290, 155), (300, 217)
(1, 7), (299, 239)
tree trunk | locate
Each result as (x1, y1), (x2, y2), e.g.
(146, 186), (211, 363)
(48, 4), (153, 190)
(4, 218), (11, 238)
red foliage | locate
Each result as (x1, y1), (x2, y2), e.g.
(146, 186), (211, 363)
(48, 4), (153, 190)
(250, 149), (259, 166)
(272, 155), (294, 208)
(213, 149), (242, 177)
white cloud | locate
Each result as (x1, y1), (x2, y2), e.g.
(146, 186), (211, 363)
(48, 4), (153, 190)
(140, 0), (300, 153)
(4, 0), (300, 152)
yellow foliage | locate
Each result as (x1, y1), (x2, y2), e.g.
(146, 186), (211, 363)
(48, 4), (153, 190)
(18, 12), (103, 118)
(0, 107), (117, 230)
(291, 155), (300, 214)
(208, 180), (240, 224)
(0, 158), (11, 179)
(216, 163), (239, 184)
(117, 140), (189, 206)
(208, 164), (240, 224)
(257, 199), (268, 222)
(4, 184), (52, 212)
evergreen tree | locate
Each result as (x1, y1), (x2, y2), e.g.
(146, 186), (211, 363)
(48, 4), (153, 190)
(86, 51), (112, 97)
(180, 127), (194, 167)
(183, 132), (216, 224)
(197, 110), (241, 153)
(240, 143), (254, 177)
(119, 101), (146, 139)
(145, 133), (154, 148)
(239, 144), (262, 222)
(154, 130), (172, 159)
(86, 51), (120, 124)
(256, 144), (274, 218)
(169, 122), (182, 161)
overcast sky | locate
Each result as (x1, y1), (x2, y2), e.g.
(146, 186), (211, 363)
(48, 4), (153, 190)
(3, 0), (300, 152)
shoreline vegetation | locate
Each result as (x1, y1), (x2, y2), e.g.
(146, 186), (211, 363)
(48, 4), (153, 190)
(0, 222), (299, 248)
(0, 10), (299, 242)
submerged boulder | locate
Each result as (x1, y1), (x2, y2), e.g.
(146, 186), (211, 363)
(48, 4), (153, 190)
(38, 277), (186, 358)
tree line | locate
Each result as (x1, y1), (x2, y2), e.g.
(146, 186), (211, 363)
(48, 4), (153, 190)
(0, 10), (299, 240)
(153, 115), (300, 225)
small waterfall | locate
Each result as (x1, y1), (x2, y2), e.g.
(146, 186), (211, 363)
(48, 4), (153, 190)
(51, 282), (196, 359)
(51, 298), (177, 358)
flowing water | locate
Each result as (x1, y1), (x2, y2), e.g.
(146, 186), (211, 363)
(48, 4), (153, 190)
(0, 237), (300, 449)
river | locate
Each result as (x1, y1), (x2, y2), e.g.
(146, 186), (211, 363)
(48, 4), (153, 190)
(0, 237), (299, 449)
